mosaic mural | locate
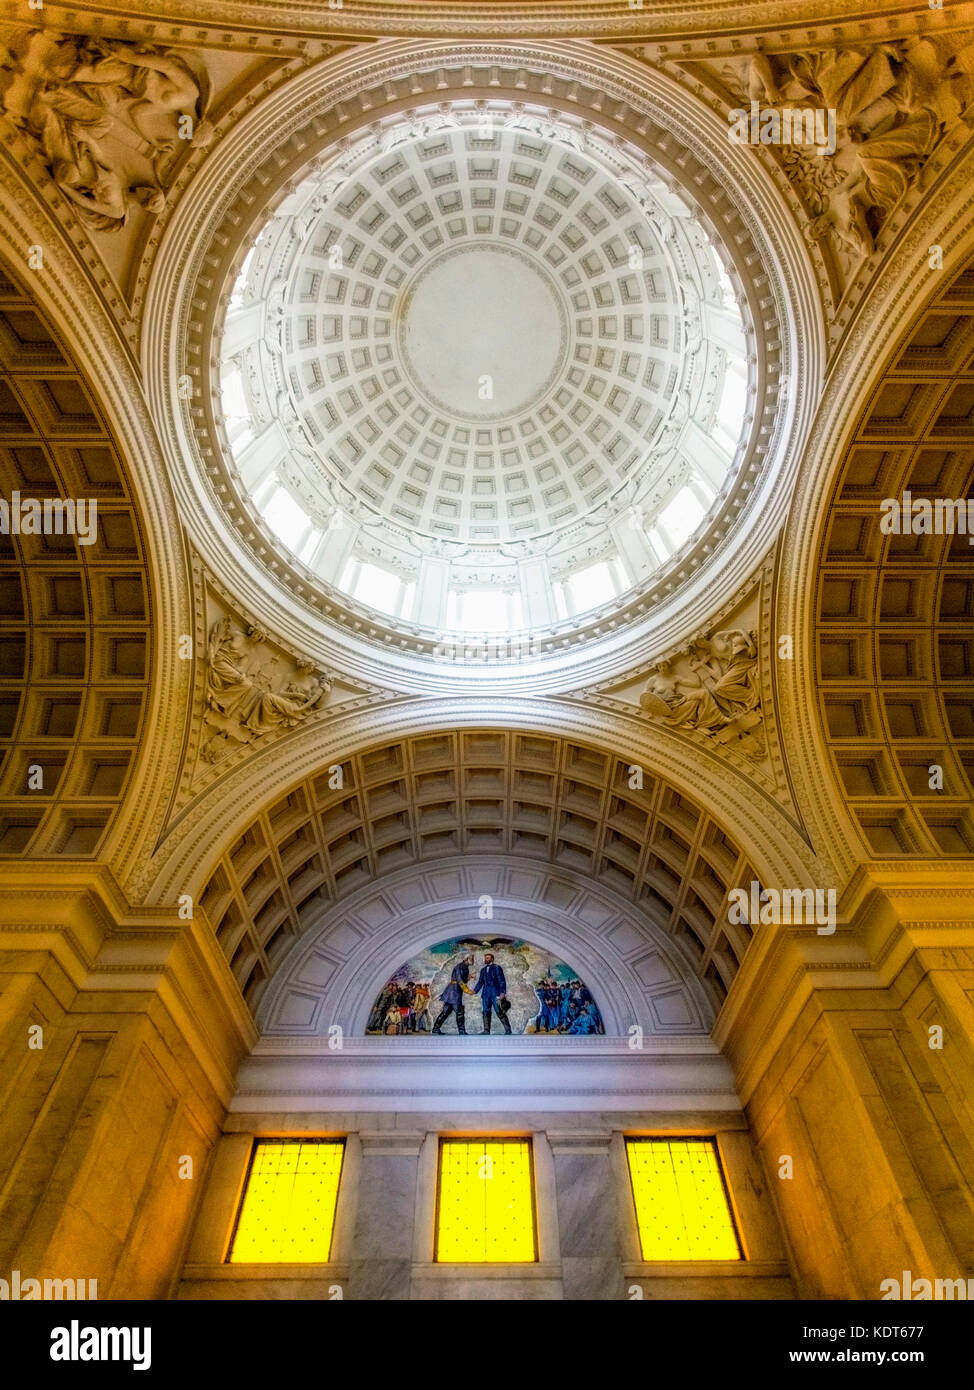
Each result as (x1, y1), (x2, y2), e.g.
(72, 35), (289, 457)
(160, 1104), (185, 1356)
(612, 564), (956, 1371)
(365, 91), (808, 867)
(366, 937), (604, 1036)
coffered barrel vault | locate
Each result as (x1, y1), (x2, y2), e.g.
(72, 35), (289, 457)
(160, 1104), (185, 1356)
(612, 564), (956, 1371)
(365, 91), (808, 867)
(194, 730), (766, 1017)
(0, 266), (153, 862)
(814, 255), (974, 859)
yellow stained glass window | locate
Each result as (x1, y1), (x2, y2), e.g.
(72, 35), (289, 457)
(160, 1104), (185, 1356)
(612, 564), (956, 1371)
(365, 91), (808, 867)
(435, 1139), (537, 1263)
(626, 1137), (742, 1261)
(228, 1139), (344, 1263)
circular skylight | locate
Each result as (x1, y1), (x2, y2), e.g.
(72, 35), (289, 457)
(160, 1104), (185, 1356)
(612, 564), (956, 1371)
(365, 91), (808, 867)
(216, 106), (751, 638)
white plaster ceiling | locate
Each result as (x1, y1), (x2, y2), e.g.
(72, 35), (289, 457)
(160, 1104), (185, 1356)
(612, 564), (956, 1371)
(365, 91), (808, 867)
(217, 108), (750, 633)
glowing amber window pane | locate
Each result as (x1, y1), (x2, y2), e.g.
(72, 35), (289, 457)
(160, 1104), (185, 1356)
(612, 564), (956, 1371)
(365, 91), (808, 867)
(435, 1139), (537, 1263)
(625, 1138), (742, 1261)
(228, 1139), (344, 1263)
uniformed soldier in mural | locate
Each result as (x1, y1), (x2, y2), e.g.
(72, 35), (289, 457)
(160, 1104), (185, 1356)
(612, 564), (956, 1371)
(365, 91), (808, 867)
(431, 953), (475, 1035)
(474, 952), (512, 1035)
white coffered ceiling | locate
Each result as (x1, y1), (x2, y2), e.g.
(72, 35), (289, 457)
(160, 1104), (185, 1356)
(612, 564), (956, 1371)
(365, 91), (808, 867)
(217, 111), (750, 633)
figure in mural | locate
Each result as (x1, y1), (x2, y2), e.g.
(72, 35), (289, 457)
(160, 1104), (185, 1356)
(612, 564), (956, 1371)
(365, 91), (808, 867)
(411, 982), (431, 1033)
(534, 976), (559, 1033)
(474, 952), (511, 1035)
(569, 1003), (602, 1034)
(431, 953), (475, 1035)
(368, 939), (604, 1036)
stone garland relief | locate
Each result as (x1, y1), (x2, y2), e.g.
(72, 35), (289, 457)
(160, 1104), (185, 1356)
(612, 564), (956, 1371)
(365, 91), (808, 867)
(681, 38), (974, 279)
(0, 28), (212, 231)
(202, 618), (331, 764)
(638, 628), (763, 755)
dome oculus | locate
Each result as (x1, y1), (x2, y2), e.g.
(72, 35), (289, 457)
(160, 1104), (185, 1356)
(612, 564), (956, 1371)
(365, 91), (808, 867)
(398, 244), (569, 422)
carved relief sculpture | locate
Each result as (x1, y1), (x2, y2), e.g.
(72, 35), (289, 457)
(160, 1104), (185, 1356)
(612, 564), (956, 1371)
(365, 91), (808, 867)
(243, 663), (330, 737)
(700, 37), (974, 272)
(202, 619), (330, 764)
(639, 628), (762, 749)
(0, 29), (211, 230)
(801, 40), (972, 263)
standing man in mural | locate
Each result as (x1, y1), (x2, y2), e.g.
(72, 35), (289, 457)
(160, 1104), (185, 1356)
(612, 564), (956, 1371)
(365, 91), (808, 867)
(534, 975), (559, 1032)
(412, 981), (431, 1032)
(557, 980), (572, 1030)
(533, 978), (549, 1033)
(432, 952), (475, 1035)
(474, 952), (512, 1035)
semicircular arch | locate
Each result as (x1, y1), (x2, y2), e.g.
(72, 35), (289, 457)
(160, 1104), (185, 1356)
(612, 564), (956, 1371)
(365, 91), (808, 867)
(0, 231), (191, 881)
(170, 718), (825, 1020)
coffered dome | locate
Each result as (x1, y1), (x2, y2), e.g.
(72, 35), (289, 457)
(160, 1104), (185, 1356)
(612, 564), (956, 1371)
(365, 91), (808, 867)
(150, 43), (820, 686)
(217, 108), (750, 636)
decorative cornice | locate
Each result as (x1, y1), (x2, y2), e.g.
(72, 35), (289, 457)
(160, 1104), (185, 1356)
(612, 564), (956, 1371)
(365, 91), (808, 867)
(21, 1), (973, 42)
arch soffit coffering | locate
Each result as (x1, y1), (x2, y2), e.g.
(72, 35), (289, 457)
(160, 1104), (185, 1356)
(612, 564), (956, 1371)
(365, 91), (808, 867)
(170, 721), (829, 1028)
(140, 702), (829, 906)
(810, 249), (974, 861)
(0, 220), (192, 881)
(773, 168), (974, 878)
